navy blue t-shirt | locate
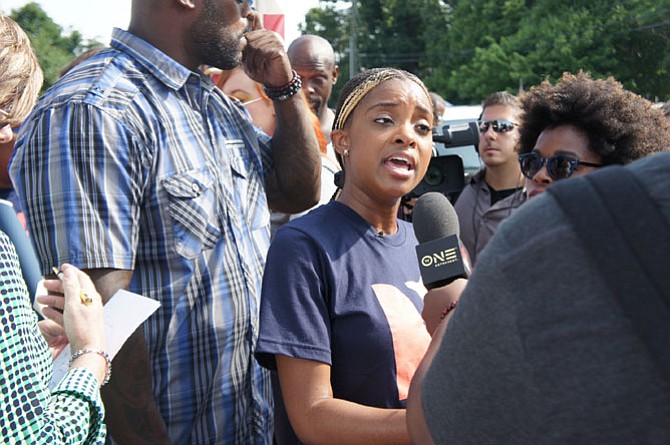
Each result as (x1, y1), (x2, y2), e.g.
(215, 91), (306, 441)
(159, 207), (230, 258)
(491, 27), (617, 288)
(255, 201), (431, 410)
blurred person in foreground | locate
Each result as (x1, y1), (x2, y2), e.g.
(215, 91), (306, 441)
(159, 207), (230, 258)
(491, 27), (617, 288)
(0, 14), (38, 146)
(407, 150), (670, 445)
(454, 91), (526, 266)
(0, 9), (45, 230)
(519, 71), (670, 198)
(0, 12), (108, 443)
(256, 68), (435, 445)
(9, 0), (321, 443)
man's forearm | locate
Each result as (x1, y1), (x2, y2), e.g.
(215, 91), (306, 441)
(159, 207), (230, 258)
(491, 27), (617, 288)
(85, 268), (170, 444)
(267, 94), (322, 214)
(102, 327), (171, 444)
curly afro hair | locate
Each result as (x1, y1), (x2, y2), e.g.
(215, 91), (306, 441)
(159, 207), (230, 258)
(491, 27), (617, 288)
(518, 71), (670, 165)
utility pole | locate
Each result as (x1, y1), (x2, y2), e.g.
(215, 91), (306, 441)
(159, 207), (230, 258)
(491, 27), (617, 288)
(349, 0), (358, 78)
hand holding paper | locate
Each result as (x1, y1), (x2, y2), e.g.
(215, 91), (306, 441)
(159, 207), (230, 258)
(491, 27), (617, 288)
(47, 289), (160, 388)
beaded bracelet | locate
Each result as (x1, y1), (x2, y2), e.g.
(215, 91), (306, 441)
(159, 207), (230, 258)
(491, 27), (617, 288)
(440, 300), (458, 320)
(263, 70), (302, 101)
(69, 348), (112, 387)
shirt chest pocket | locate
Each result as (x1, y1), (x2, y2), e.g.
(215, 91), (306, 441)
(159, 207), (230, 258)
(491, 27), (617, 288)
(162, 168), (222, 259)
(228, 138), (254, 180)
(227, 138), (271, 232)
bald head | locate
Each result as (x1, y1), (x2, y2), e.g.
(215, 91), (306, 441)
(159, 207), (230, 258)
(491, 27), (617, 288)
(287, 34), (339, 136)
(287, 35), (336, 66)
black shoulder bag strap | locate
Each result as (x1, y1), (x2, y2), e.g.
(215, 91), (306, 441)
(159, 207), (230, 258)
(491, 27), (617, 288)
(548, 165), (670, 378)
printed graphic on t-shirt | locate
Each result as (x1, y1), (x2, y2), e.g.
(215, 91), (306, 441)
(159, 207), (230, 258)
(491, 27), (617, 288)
(372, 283), (431, 399)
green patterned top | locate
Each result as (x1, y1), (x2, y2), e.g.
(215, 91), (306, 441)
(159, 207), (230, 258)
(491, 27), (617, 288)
(0, 231), (106, 444)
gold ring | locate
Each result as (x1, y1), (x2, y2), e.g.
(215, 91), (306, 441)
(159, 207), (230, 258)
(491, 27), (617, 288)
(79, 290), (93, 306)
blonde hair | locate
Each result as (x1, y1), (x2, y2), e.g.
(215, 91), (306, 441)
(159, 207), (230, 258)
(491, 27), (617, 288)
(0, 12), (43, 127)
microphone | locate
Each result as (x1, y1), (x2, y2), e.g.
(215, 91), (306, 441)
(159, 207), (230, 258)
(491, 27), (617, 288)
(412, 192), (471, 290)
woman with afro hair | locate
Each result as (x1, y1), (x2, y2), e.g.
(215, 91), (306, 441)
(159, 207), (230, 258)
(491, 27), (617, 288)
(518, 71), (670, 198)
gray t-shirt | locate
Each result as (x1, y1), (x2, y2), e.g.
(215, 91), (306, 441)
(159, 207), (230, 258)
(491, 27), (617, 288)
(423, 153), (670, 444)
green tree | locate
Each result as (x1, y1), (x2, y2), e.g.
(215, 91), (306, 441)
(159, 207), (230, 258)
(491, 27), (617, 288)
(303, 0), (670, 105)
(302, 0), (449, 106)
(438, 0), (670, 102)
(10, 2), (101, 91)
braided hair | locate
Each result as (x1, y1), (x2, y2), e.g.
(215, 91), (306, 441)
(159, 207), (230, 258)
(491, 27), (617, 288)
(331, 67), (430, 183)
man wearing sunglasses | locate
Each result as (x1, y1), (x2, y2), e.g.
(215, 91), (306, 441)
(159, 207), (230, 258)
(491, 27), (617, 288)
(454, 91), (527, 266)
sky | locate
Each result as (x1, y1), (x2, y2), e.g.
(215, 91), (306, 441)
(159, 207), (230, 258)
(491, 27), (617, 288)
(0, 0), (319, 47)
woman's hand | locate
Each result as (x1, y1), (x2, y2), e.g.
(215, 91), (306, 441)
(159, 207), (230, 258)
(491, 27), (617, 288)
(40, 264), (106, 352)
(38, 319), (68, 359)
(40, 264), (108, 385)
(422, 278), (467, 335)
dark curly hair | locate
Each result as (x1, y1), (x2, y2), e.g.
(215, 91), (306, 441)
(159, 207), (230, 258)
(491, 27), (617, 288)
(518, 71), (670, 165)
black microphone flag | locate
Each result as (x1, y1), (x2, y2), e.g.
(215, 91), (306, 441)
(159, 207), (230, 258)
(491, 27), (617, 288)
(412, 192), (470, 289)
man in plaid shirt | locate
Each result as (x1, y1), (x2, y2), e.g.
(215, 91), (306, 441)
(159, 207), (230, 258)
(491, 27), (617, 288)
(10, 0), (321, 443)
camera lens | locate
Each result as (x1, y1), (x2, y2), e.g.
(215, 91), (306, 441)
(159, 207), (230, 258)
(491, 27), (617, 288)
(423, 166), (443, 186)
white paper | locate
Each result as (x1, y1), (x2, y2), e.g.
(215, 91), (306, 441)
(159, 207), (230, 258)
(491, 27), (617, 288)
(49, 289), (160, 388)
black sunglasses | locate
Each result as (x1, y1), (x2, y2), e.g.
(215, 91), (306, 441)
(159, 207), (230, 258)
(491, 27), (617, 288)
(478, 119), (518, 133)
(519, 152), (603, 180)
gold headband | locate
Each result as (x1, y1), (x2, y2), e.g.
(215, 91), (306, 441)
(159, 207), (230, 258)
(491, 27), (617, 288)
(333, 71), (395, 130)
(333, 70), (430, 131)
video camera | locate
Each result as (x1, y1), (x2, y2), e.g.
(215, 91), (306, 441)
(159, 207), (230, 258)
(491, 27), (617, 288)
(411, 120), (480, 202)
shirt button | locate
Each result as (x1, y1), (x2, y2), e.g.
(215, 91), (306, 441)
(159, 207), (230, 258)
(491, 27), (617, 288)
(192, 183), (201, 194)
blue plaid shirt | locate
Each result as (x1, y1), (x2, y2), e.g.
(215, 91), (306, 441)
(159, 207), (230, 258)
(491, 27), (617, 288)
(10, 28), (274, 444)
